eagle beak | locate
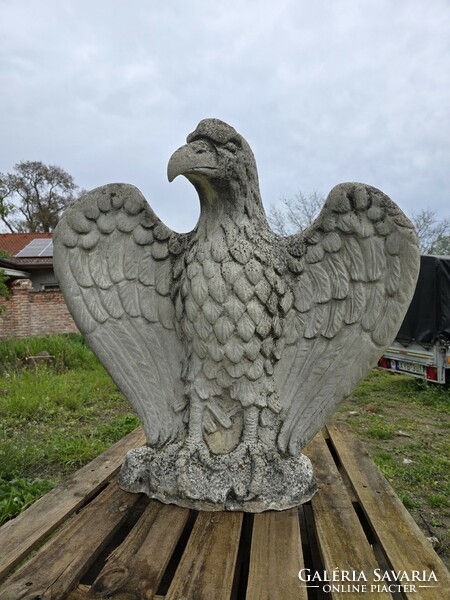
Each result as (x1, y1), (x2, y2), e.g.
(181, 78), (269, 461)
(167, 145), (191, 182)
(167, 140), (218, 182)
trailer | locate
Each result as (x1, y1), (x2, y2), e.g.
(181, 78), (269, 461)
(378, 254), (450, 384)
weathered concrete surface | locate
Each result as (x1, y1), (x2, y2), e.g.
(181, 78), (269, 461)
(118, 441), (316, 512)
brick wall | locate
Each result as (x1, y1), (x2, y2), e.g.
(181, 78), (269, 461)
(0, 279), (79, 339)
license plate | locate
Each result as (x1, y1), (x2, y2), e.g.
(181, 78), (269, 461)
(397, 361), (426, 375)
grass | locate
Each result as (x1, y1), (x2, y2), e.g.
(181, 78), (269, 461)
(335, 369), (450, 564)
(0, 334), (140, 520)
(0, 333), (93, 374)
(0, 478), (54, 526)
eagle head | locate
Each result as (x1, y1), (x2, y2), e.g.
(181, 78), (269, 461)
(167, 118), (262, 214)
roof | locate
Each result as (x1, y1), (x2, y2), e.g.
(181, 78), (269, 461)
(0, 233), (52, 256)
(0, 233), (53, 270)
(2, 267), (31, 278)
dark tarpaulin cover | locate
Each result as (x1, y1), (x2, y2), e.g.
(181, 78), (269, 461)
(396, 255), (450, 346)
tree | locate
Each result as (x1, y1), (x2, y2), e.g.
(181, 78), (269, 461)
(268, 191), (323, 236)
(0, 161), (78, 232)
(269, 192), (450, 256)
(409, 209), (450, 255)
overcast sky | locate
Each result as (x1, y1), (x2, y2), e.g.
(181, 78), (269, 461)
(1, 0), (449, 232)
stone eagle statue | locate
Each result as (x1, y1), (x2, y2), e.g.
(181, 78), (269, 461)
(53, 118), (420, 511)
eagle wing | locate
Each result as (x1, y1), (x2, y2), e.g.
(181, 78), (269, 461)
(53, 183), (188, 445)
(276, 182), (420, 456)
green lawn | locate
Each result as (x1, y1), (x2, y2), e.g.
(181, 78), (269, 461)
(0, 334), (448, 565)
(0, 334), (139, 524)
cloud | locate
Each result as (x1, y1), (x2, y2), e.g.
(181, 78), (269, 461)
(1, 0), (449, 232)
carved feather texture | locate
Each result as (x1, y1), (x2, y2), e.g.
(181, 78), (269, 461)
(90, 246), (114, 290)
(123, 237), (141, 280)
(202, 297), (223, 324)
(69, 248), (94, 288)
(276, 182), (419, 454)
(194, 312), (213, 341)
(237, 312), (256, 342)
(254, 278), (271, 304)
(106, 230), (126, 283)
(54, 154), (419, 460)
(208, 272), (228, 304)
(78, 230), (100, 250)
(98, 286), (124, 319)
(234, 274), (254, 304)
(80, 287), (109, 323)
(343, 237), (366, 281)
(213, 315), (235, 344)
(360, 237), (386, 281)
(344, 281), (365, 324)
(326, 253), (349, 299)
(139, 286), (159, 323)
(53, 184), (185, 446)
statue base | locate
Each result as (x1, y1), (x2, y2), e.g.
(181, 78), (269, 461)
(117, 440), (317, 512)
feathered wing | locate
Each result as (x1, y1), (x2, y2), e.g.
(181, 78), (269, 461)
(53, 183), (189, 445)
(276, 183), (420, 456)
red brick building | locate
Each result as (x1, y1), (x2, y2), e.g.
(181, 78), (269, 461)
(0, 233), (78, 339)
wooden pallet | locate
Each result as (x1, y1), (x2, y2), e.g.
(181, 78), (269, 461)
(0, 422), (448, 600)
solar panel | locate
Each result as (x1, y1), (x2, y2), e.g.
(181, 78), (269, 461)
(40, 241), (54, 257)
(16, 239), (53, 258)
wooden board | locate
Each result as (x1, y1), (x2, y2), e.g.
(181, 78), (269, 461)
(1, 421), (448, 599)
(0, 426), (146, 583)
(305, 432), (391, 600)
(165, 511), (243, 600)
(327, 422), (450, 600)
(90, 501), (189, 598)
(246, 508), (307, 600)
(0, 481), (142, 600)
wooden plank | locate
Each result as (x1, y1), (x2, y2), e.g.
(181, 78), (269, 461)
(90, 501), (189, 598)
(68, 588), (167, 600)
(327, 422), (450, 600)
(246, 508), (307, 600)
(165, 511), (243, 600)
(0, 426), (146, 582)
(304, 433), (392, 600)
(0, 481), (142, 600)
(67, 584), (91, 599)
(301, 504), (330, 600)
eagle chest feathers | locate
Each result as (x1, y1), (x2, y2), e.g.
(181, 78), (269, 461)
(174, 215), (290, 424)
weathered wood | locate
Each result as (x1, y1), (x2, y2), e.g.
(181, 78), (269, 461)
(1, 421), (448, 600)
(67, 584), (91, 599)
(0, 426), (146, 583)
(327, 422), (450, 600)
(304, 433), (391, 600)
(165, 511), (243, 600)
(246, 508), (307, 600)
(301, 504), (329, 600)
(90, 500), (189, 598)
(68, 588), (165, 600)
(0, 481), (142, 600)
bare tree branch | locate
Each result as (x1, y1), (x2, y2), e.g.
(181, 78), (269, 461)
(410, 209), (450, 254)
(268, 191), (323, 235)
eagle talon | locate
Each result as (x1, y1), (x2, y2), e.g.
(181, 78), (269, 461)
(230, 439), (267, 500)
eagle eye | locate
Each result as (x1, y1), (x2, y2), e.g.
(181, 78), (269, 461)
(222, 141), (238, 154)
